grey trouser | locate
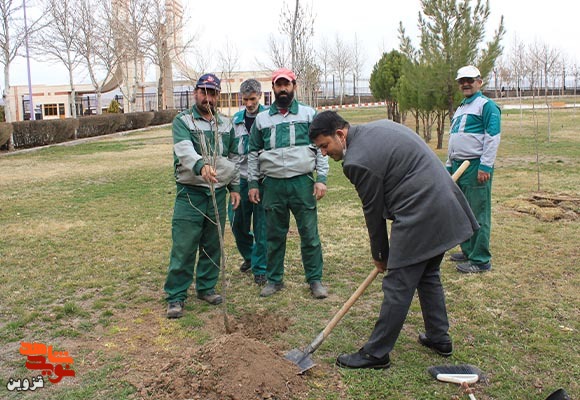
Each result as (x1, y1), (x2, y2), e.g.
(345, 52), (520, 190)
(363, 253), (450, 358)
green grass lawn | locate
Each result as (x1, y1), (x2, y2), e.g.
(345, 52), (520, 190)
(0, 106), (578, 399)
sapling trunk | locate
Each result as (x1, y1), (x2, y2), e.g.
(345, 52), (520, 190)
(193, 103), (232, 334)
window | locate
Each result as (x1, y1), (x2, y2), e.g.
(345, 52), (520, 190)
(43, 104), (58, 116)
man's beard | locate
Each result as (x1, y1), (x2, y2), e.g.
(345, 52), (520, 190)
(198, 102), (216, 114)
(275, 90), (294, 108)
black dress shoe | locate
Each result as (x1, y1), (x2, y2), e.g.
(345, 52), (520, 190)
(418, 333), (453, 357)
(240, 260), (252, 273)
(336, 349), (391, 369)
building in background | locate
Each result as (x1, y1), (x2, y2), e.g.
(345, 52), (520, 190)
(8, 70), (275, 121)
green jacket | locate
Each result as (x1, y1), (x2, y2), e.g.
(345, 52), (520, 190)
(230, 104), (268, 180)
(247, 99), (328, 189)
(172, 105), (240, 192)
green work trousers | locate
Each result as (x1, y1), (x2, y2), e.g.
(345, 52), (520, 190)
(164, 184), (227, 302)
(452, 159), (493, 265)
(262, 174), (323, 284)
(227, 178), (267, 275)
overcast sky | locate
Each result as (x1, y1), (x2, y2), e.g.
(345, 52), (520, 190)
(5, 0), (579, 87)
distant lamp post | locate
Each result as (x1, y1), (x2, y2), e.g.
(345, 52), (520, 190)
(23, 0), (35, 120)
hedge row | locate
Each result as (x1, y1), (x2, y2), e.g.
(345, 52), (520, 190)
(12, 119), (79, 149)
(0, 122), (13, 148)
(3, 109), (180, 150)
(77, 114), (126, 138)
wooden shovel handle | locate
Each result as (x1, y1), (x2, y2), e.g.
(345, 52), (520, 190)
(321, 267), (381, 338)
(451, 160), (470, 182)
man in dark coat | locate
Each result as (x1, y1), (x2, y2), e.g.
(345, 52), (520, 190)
(309, 111), (479, 369)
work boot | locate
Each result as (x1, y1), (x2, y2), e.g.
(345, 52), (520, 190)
(336, 349), (391, 369)
(418, 333), (453, 357)
(449, 252), (467, 262)
(196, 290), (223, 305)
(456, 262), (492, 273)
(260, 282), (284, 297)
(253, 274), (267, 286)
(166, 301), (184, 319)
(239, 260), (252, 273)
(309, 281), (328, 299)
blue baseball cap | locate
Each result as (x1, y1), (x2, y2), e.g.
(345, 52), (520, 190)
(195, 73), (221, 91)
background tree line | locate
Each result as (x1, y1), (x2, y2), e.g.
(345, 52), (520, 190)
(1, 0), (578, 139)
(369, 0), (578, 148)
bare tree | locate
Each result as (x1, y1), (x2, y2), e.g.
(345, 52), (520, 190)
(524, 43), (540, 101)
(109, 0), (151, 113)
(529, 40), (560, 141)
(507, 35), (527, 127)
(280, 0), (313, 71)
(284, 1), (314, 71)
(142, 0), (173, 110)
(330, 34), (353, 105)
(264, 35), (289, 70)
(265, 0), (319, 103)
(264, 0), (310, 71)
(36, 0), (81, 119)
(296, 46), (320, 106)
(571, 61), (579, 110)
(351, 33), (365, 104)
(316, 36), (331, 99)
(141, 0), (197, 110)
(74, 0), (117, 115)
(217, 38), (239, 112)
(176, 45), (213, 83)
(559, 53), (568, 96)
(497, 57), (511, 94)
(1, 0), (43, 131)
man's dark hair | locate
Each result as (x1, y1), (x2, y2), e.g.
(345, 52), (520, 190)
(309, 111), (349, 140)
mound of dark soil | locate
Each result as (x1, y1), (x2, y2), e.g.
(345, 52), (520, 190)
(195, 333), (308, 399)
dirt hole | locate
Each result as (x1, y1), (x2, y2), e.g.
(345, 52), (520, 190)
(121, 309), (307, 400)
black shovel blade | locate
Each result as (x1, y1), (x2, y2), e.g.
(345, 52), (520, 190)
(285, 348), (316, 374)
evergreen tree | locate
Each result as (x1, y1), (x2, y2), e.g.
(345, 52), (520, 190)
(398, 0), (505, 147)
(369, 50), (407, 122)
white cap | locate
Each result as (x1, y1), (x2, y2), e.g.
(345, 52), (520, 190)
(456, 65), (481, 81)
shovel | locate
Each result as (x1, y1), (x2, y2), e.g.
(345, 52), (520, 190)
(451, 160), (470, 182)
(286, 160), (471, 373)
(285, 267), (381, 373)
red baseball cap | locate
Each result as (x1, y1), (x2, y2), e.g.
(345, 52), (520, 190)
(272, 68), (296, 83)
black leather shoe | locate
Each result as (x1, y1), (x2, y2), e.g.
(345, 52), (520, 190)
(418, 333), (453, 357)
(335, 349), (391, 369)
(240, 260), (252, 273)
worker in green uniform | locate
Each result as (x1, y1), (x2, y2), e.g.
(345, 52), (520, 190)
(165, 73), (241, 318)
(248, 68), (329, 299)
(228, 79), (268, 285)
(446, 65), (501, 273)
